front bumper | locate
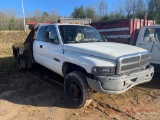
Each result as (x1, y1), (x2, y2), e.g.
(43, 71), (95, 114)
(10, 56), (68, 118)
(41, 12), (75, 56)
(87, 65), (154, 94)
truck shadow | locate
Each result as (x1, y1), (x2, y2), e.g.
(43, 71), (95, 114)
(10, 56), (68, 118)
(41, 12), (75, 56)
(0, 56), (74, 109)
(0, 56), (160, 109)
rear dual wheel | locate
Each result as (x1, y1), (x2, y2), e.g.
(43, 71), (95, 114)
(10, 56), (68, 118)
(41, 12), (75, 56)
(16, 55), (32, 70)
(17, 56), (26, 70)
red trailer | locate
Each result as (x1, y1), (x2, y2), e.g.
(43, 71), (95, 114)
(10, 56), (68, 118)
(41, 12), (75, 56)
(91, 18), (155, 45)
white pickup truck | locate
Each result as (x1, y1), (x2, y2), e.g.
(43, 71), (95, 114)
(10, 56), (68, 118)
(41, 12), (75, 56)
(136, 25), (160, 65)
(12, 23), (154, 108)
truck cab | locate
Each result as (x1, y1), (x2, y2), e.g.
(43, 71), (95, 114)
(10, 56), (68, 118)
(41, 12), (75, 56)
(136, 25), (160, 65)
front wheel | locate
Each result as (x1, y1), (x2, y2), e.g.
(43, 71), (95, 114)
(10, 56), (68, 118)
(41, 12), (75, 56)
(64, 71), (93, 108)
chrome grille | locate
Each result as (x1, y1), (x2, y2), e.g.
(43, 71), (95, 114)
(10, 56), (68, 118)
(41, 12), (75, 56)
(121, 63), (139, 71)
(116, 52), (151, 75)
(141, 54), (151, 60)
(140, 59), (151, 67)
(121, 56), (140, 64)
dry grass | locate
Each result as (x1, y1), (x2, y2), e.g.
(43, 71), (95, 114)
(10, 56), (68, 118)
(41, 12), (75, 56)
(0, 30), (29, 76)
(0, 31), (29, 43)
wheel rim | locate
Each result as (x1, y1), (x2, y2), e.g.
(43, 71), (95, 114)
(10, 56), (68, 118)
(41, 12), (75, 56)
(69, 81), (81, 99)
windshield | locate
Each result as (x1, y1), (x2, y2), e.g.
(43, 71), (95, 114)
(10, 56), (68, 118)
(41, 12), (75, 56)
(58, 25), (105, 44)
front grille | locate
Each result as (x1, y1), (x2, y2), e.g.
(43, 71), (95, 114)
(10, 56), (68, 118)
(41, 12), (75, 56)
(121, 63), (139, 71)
(121, 56), (140, 64)
(140, 59), (151, 67)
(117, 52), (151, 75)
(141, 54), (151, 60)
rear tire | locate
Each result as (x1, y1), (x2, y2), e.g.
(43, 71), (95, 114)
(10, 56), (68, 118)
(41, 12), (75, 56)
(64, 71), (93, 108)
(16, 56), (27, 70)
(26, 62), (32, 69)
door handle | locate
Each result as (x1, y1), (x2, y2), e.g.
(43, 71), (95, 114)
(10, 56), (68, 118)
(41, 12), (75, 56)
(40, 45), (43, 48)
(139, 43), (142, 45)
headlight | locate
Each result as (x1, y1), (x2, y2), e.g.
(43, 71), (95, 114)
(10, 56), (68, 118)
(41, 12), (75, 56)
(91, 67), (115, 76)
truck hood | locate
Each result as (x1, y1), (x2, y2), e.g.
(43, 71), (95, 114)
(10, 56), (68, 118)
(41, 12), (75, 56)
(63, 42), (147, 60)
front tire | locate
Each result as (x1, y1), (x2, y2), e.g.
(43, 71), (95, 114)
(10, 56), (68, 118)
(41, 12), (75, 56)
(64, 71), (93, 108)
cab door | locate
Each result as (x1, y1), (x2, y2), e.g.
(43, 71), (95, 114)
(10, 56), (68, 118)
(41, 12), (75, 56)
(40, 25), (63, 75)
(33, 26), (47, 65)
(33, 25), (63, 75)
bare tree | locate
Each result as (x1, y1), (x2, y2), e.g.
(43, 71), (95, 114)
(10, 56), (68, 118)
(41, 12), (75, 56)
(114, 3), (125, 19)
(49, 10), (60, 22)
(3, 8), (18, 20)
(0, 11), (6, 30)
(135, 0), (146, 18)
(109, 11), (115, 20)
(97, 0), (108, 17)
(25, 11), (34, 22)
(3, 8), (18, 30)
(124, 0), (132, 17)
(42, 12), (49, 22)
(33, 9), (42, 22)
(124, 0), (137, 18)
(25, 9), (60, 23)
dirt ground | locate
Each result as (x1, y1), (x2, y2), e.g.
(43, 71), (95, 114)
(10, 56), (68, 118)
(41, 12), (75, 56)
(0, 44), (160, 120)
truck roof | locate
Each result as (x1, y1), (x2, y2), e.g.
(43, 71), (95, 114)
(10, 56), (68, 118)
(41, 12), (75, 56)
(35, 23), (91, 29)
(142, 25), (160, 28)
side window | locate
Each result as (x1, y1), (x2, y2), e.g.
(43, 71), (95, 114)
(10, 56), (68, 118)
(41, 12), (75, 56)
(45, 25), (58, 42)
(143, 28), (156, 42)
(36, 26), (47, 41)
